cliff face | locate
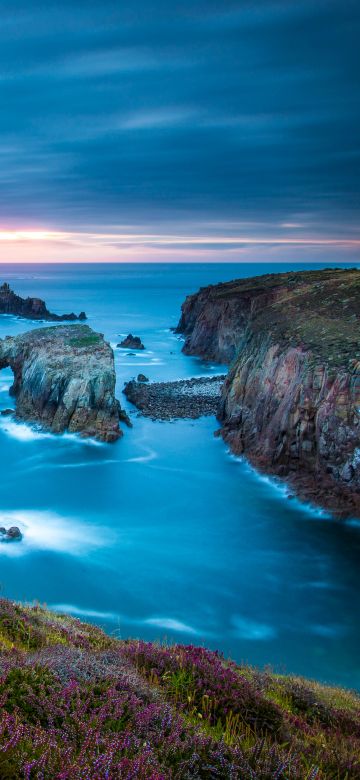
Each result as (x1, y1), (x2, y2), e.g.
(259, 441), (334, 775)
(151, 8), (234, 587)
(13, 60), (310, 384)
(177, 268), (360, 517)
(0, 282), (86, 321)
(0, 325), (122, 442)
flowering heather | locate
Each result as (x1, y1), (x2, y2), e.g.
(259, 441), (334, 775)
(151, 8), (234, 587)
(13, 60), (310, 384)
(0, 599), (359, 779)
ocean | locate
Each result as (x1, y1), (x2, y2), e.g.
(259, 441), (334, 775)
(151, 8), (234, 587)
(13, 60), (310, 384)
(0, 261), (359, 690)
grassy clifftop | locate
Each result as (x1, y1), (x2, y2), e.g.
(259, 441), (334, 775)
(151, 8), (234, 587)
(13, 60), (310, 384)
(197, 267), (360, 369)
(0, 599), (359, 779)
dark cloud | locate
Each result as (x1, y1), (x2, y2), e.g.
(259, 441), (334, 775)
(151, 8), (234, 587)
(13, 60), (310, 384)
(0, 0), (358, 239)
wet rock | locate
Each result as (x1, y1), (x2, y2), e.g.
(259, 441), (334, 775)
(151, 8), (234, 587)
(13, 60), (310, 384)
(0, 526), (22, 541)
(341, 463), (354, 482)
(119, 408), (133, 428)
(137, 374), (149, 382)
(0, 408), (15, 416)
(118, 334), (145, 350)
(6, 526), (22, 540)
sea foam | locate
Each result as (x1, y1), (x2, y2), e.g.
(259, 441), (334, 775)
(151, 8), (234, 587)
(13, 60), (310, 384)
(0, 510), (113, 557)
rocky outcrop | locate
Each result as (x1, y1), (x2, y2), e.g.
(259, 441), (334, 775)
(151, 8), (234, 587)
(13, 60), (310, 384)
(118, 334), (145, 350)
(0, 325), (122, 442)
(0, 526), (22, 541)
(124, 375), (225, 420)
(177, 268), (360, 517)
(0, 282), (86, 321)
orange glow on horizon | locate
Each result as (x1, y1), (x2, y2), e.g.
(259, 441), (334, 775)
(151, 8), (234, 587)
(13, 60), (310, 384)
(0, 227), (359, 263)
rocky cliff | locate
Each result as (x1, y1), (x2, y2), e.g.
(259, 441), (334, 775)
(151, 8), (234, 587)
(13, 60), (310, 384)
(0, 324), (122, 442)
(0, 282), (86, 321)
(177, 268), (360, 517)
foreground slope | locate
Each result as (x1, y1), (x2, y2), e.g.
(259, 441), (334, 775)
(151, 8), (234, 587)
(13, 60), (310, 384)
(0, 598), (359, 779)
(0, 324), (122, 442)
(177, 268), (360, 517)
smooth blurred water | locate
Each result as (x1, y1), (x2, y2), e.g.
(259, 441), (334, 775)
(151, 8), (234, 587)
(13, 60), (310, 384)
(0, 262), (359, 691)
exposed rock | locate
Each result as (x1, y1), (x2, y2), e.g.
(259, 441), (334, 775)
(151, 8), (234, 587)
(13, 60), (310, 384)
(124, 375), (225, 420)
(0, 324), (123, 442)
(177, 267), (360, 518)
(0, 526), (22, 541)
(0, 282), (86, 321)
(137, 373), (149, 382)
(6, 526), (22, 540)
(0, 408), (14, 416)
(119, 408), (133, 428)
(118, 334), (145, 350)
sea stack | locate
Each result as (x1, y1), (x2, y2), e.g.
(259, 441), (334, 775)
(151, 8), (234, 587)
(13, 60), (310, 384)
(0, 324), (122, 442)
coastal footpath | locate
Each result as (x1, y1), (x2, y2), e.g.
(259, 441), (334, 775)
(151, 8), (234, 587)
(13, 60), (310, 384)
(0, 324), (122, 442)
(177, 268), (360, 518)
(0, 597), (358, 778)
(0, 282), (86, 321)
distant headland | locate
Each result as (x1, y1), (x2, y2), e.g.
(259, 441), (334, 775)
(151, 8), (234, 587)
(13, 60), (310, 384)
(0, 282), (86, 321)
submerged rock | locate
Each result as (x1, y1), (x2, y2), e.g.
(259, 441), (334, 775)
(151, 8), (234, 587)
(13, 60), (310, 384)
(0, 526), (22, 541)
(0, 324), (123, 442)
(118, 334), (145, 350)
(0, 282), (86, 321)
(177, 267), (360, 518)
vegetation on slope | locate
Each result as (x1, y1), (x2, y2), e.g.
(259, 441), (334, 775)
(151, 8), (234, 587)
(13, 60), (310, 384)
(0, 599), (359, 779)
(199, 267), (360, 369)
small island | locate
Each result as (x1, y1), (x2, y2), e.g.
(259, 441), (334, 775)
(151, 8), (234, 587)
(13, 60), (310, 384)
(0, 324), (123, 442)
(118, 333), (145, 350)
(0, 282), (86, 321)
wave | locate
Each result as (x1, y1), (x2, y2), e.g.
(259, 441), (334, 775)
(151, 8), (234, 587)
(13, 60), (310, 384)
(143, 617), (200, 635)
(226, 449), (331, 520)
(0, 510), (114, 557)
(0, 418), (104, 446)
(231, 615), (277, 641)
(125, 447), (157, 464)
(51, 604), (120, 621)
(49, 603), (205, 638)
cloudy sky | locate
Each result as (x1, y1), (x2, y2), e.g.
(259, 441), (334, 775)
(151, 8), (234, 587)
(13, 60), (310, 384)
(0, 0), (359, 262)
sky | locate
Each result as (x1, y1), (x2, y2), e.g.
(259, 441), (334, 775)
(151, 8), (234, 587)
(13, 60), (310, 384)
(0, 0), (359, 263)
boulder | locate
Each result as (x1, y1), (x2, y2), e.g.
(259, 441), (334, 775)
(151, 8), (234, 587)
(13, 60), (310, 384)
(137, 374), (149, 382)
(6, 526), (22, 540)
(0, 526), (22, 541)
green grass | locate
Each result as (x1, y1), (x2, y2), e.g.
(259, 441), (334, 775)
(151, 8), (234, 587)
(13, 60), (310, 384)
(66, 333), (102, 348)
(0, 598), (359, 778)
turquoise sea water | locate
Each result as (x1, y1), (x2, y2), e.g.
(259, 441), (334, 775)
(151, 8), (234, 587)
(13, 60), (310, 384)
(0, 262), (359, 690)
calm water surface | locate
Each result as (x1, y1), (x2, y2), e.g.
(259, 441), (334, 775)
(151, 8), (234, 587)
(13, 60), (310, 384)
(0, 262), (359, 690)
